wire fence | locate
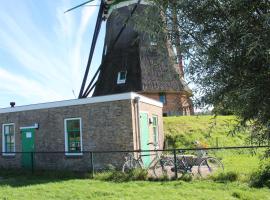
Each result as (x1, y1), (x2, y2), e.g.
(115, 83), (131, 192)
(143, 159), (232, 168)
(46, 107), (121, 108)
(0, 145), (269, 179)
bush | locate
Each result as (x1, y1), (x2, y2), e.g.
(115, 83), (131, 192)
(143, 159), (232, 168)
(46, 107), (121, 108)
(95, 169), (148, 182)
(178, 173), (193, 182)
(212, 171), (239, 182)
(250, 159), (270, 188)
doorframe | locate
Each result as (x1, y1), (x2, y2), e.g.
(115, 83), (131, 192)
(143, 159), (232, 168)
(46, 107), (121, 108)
(20, 123), (39, 130)
(21, 127), (36, 169)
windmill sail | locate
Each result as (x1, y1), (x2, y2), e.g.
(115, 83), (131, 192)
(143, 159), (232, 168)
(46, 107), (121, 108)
(92, 1), (194, 116)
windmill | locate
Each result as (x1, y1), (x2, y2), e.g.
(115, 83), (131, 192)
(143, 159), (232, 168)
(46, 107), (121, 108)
(65, 0), (194, 116)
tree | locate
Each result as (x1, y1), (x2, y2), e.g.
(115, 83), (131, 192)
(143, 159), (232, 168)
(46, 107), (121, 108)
(134, 0), (270, 142)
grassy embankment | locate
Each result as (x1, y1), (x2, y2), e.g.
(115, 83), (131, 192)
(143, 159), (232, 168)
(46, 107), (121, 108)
(164, 115), (262, 181)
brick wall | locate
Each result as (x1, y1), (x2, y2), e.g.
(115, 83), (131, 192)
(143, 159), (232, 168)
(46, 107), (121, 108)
(0, 100), (134, 171)
(0, 98), (164, 171)
(140, 92), (194, 116)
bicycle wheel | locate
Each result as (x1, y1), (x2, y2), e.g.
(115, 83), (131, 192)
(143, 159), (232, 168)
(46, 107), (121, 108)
(153, 158), (175, 179)
(198, 157), (224, 177)
(122, 159), (141, 173)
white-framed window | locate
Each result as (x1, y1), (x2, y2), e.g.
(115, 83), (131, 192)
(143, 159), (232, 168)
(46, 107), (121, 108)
(117, 71), (127, 84)
(152, 116), (159, 149)
(104, 45), (108, 55)
(64, 118), (83, 156)
(2, 123), (15, 156)
(150, 35), (158, 46)
(159, 93), (167, 104)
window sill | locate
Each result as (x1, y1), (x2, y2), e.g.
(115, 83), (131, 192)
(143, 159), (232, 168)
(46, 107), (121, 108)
(2, 153), (16, 157)
(117, 81), (126, 85)
(65, 153), (83, 157)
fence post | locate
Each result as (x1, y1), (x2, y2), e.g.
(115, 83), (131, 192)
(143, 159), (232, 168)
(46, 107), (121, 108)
(31, 152), (34, 174)
(90, 152), (94, 178)
(173, 149), (178, 179)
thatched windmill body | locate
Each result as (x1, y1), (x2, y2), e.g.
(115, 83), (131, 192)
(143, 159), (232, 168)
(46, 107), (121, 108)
(66, 0), (194, 116)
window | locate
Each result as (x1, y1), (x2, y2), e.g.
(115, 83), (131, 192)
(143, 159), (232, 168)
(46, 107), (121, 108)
(159, 93), (167, 104)
(152, 116), (159, 149)
(150, 35), (157, 46)
(2, 123), (15, 155)
(104, 45), (107, 55)
(64, 118), (82, 155)
(117, 71), (127, 84)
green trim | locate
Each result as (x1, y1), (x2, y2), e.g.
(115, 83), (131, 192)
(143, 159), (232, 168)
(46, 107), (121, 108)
(3, 124), (15, 153)
(66, 119), (82, 153)
(152, 115), (159, 146)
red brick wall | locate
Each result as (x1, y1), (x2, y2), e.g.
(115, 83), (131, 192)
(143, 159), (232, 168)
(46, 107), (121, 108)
(140, 92), (194, 116)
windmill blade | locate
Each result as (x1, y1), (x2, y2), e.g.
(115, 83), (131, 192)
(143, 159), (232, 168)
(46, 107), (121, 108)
(78, 0), (105, 98)
(82, 0), (142, 98)
(64, 0), (96, 13)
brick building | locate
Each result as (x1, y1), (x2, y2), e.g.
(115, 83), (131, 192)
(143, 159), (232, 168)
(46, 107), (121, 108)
(0, 92), (163, 171)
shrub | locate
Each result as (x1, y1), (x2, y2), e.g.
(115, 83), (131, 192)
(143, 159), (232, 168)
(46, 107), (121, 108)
(250, 159), (270, 188)
(95, 169), (148, 182)
(178, 173), (193, 182)
(212, 171), (238, 182)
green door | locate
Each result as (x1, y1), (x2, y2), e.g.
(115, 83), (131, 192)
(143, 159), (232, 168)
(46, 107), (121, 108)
(21, 128), (35, 169)
(140, 113), (151, 167)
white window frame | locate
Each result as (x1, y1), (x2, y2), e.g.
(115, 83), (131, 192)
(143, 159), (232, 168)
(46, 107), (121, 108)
(152, 115), (159, 150)
(104, 45), (108, 55)
(159, 93), (167, 104)
(64, 118), (83, 156)
(2, 123), (15, 156)
(150, 41), (157, 46)
(117, 71), (127, 84)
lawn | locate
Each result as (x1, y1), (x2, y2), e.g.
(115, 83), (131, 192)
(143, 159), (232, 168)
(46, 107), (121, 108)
(0, 176), (269, 200)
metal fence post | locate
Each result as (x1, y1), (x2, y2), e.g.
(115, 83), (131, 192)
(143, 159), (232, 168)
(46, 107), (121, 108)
(31, 152), (34, 174)
(90, 152), (94, 178)
(173, 149), (178, 179)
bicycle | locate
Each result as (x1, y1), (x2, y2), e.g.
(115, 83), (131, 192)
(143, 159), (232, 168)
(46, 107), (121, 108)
(122, 143), (172, 177)
(164, 150), (224, 178)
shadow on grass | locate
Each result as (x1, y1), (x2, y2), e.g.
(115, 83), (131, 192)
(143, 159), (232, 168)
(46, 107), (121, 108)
(0, 169), (92, 188)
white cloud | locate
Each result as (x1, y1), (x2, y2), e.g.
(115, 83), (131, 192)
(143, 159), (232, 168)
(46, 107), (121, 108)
(0, 0), (99, 106)
(0, 68), (65, 104)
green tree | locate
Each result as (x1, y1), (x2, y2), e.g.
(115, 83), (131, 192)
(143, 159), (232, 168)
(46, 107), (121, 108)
(134, 0), (270, 141)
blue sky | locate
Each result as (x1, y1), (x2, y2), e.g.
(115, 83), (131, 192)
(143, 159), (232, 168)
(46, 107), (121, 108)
(0, 0), (105, 108)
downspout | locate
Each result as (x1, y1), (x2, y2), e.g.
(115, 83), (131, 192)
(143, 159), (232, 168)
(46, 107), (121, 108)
(135, 97), (141, 151)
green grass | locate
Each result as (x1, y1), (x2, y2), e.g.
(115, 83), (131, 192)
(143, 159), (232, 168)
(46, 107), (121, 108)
(0, 116), (267, 199)
(0, 176), (269, 200)
(164, 115), (265, 181)
(164, 115), (249, 148)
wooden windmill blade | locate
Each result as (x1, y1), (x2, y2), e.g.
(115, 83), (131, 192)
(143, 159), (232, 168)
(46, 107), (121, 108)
(81, 0), (142, 98)
(64, 0), (96, 13)
(65, 0), (106, 98)
(78, 1), (105, 98)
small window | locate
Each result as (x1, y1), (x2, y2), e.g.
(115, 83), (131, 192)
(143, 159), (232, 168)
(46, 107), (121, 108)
(64, 118), (82, 155)
(117, 71), (127, 84)
(104, 45), (107, 55)
(150, 35), (157, 46)
(159, 93), (167, 104)
(152, 116), (159, 149)
(2, 123), (15, 155)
